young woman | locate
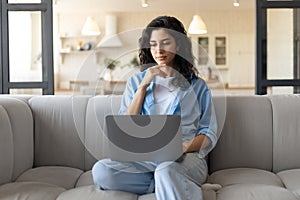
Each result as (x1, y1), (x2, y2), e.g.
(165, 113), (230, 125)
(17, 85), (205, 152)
(92, 15), (218, 200)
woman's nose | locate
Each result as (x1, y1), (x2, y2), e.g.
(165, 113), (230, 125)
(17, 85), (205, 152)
(155, 43), (164, 51)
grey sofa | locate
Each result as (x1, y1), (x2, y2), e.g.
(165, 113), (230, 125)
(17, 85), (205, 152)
(0, 94), (300, 200)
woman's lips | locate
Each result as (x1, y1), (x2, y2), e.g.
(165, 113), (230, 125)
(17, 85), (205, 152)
(156, 56), (166, 61)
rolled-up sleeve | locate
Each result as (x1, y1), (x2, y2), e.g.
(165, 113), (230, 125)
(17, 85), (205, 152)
(179, 78), (218, 156)
(197, 88), (218, 154)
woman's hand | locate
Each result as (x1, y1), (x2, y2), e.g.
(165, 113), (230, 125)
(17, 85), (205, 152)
(182, 140), (193, 153)
(139, 65), (168, 89)
(125, 65), (172, 115)
(182, 135), (208, 153)
(125, 65), (167, 115)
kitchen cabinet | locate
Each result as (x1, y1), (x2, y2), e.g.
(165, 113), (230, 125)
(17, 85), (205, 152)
(197, 35), (228, 69)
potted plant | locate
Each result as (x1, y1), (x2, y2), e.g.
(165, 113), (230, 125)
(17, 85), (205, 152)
(104, 58), (120, 81)
(129, 56), (139, 68)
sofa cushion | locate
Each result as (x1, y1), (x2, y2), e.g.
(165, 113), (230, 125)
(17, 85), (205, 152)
(209, 95), (273, 173)
(202, 189), (217, 200)
(75, 171), (216, 200)
(208, 168), (284, 187)
(0, 105), (14, 185)
(0, 182), (65, 200)
(137, 186), (218, 200)
(216, 184), (298, 200)
(75, 170), (94, 187)
(0, 97), (33, 184)
(269, 95), (300, 173)
(138, 193), (156, 200)
(56, 185), (138, 200)
(84, 95), (122, 170)
(277, 169), (300, 198)
(29, 96), (90, 170)
(16, 166), (83, 189)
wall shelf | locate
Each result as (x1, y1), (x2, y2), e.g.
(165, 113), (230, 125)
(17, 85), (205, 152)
(60, 50), (93, 54)
(59, 34), (99, 64)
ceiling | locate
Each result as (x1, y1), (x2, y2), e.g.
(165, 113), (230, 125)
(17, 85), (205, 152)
(54, 0), (255, 13)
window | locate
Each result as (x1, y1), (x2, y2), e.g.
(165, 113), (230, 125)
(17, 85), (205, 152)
(256, 0), (300, 94)
(0, 0), (53, 94)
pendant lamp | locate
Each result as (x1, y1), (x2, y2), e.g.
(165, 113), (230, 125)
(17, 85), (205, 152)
(81, 16), (101, 36)
(142, 0), (148, 7)
(233, 0), (240, 7)
(188, 15), (207, 35)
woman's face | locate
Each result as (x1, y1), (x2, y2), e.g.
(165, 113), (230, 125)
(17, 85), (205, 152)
(149, 29), (177, 67)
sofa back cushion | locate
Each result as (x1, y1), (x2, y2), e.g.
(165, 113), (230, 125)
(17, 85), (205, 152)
(85, 95), (122, 170)
(270, 94), (300, 173)
(29, 96), (90, 170)
(209, 95), (273, 173)
(0, 97), (33, 184)
(27, 94), (292, 174)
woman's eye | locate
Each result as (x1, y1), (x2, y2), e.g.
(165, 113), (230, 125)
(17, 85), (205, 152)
(150, 43), (156, 47)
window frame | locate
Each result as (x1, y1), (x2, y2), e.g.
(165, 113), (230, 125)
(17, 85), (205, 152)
(256, 0), (300, 94)
(0, 0), (54, 94)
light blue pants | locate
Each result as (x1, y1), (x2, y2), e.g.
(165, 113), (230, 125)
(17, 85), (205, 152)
(92, 153), (207, 200)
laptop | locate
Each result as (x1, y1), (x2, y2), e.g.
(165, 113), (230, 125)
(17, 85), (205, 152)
(105, 115), (183, 162)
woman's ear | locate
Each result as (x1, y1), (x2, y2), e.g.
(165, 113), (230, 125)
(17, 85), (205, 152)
(176, 46), (180, 52)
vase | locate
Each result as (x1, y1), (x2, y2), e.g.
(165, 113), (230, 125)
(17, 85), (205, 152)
(104, 69), (113, 81)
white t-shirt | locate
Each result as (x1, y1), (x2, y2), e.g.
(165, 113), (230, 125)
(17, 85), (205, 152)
(154, 76), (178, 114)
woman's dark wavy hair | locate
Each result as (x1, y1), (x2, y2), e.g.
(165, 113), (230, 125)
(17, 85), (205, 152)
(138, 16), (198, 88)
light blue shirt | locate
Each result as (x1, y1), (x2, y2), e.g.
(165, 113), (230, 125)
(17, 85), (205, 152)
(119, 70), (218, 157)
